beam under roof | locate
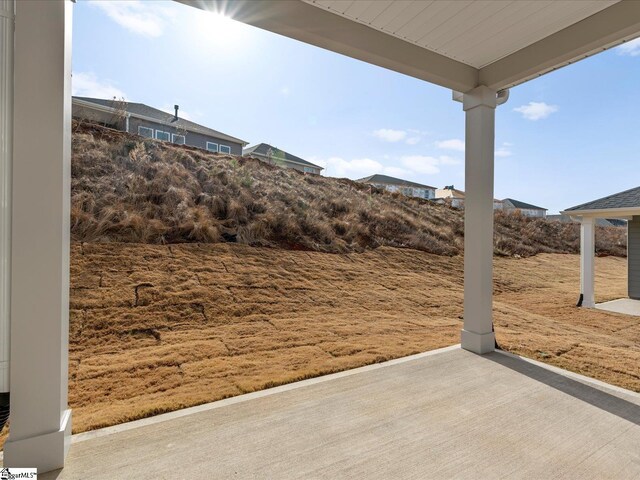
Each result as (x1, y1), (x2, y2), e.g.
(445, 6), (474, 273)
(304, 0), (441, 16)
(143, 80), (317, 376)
(181, 0), (640, 93)
(179, 0), (478, 92)
(479, 0), (640, 90)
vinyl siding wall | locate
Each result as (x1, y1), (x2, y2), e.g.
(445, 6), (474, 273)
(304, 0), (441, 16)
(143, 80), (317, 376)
(128, 118), (243, 155)
(72, 104), (243, 155)
(372, 183), (435, 200)
(629, 216), (640, 299)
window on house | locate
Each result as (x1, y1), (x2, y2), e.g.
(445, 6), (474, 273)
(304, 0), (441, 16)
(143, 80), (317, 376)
(155, 130), (170, 141)
(138, 126), (154, 138)
(172, 134), (185, 145)
(219, 145), (231, 154)
(206, 142), (218, 152)
(303, 167), (315, 173)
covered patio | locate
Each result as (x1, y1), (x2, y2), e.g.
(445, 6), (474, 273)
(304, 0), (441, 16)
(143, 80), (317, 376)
(41, 346), (640, 479)
(2, 0), (640, 474)
(562, 186), (640, 313)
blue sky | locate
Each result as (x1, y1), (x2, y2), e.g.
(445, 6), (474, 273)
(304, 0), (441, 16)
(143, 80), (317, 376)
(72, 1), (640, 214)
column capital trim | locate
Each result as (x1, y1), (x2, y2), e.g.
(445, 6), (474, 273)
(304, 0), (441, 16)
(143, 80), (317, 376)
(463, 85), (497, 111)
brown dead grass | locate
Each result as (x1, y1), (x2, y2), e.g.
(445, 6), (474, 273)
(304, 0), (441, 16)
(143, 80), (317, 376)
(1, 243), (636, 448)
(71, 122), (626, 257)
(68, 244), (640, 433)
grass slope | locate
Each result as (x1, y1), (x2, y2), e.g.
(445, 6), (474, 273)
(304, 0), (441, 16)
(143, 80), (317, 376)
(71, 122), (626, 257)
(61, 244), (637, 435)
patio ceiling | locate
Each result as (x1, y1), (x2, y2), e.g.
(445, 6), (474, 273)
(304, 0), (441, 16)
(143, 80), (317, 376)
(181, 0), (640, 91)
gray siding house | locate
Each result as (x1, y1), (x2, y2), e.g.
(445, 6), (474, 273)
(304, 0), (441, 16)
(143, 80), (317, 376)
(501, 198), (547, 218)
(72, 97), (247, 155)
(243, 143), (323, 174)
(358, 174), (436, 199)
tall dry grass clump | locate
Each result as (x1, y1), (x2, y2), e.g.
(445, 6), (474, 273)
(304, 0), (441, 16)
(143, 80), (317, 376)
(71, 122), (626, 257)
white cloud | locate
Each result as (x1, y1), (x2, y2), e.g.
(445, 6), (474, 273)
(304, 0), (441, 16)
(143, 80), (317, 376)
(513, 102), (558, 121)
(72, 72), (126, 99)
(400, 155), (461, 175)
(314, 157), (382, 178)
(405, 136), (421, 145)
(88, 1), (174, 38)
(372, 129), (407, 142)
(383, 166), (412, 177)
(435, 138), (465, 152)
(495, 142), (513, 158)
(313, 157), (413, 179)
(617, 37), (640, 57)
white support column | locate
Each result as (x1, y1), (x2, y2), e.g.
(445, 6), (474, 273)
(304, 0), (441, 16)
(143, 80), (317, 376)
(461, 86), (497, 354)
(580, 217), (596, 308)
(0, 0), (14, 401)
(4, 0), (73, 472)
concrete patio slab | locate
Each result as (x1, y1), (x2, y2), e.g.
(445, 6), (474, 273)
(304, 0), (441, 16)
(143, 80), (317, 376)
(37, 346), (640, 480)
(596, 298), (640, 316)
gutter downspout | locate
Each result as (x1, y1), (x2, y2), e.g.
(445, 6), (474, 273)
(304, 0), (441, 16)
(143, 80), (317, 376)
(125, 113), (130, 134)
(0, 0), (14, 432)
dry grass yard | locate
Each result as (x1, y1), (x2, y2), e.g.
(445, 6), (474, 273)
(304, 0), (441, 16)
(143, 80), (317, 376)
(54, 243), (638, 438)
(0, 126), (634, 448)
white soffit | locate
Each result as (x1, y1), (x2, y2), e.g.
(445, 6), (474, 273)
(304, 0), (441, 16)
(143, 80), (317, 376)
(306, 0), (618, 69)
(180, 0), (640, 91)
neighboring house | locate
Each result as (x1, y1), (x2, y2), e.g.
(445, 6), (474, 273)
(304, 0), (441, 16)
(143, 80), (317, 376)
(358, 174), (436, 200)
(502, 198), (547, 218)
(435, 186), (504, 210)
(243, 143), (323, 174)
(72, 97), (248, 155)
(435, 186), (465, 208)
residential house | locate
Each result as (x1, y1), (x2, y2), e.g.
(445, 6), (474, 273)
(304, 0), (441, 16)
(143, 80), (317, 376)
(438, 188), (505, 210)
(243, 143), (323, 174)
(435, 186), (466, 208)
(502, 198), (547, 218)
(357, 174), (436, 199)
(72, 97), (248, 155)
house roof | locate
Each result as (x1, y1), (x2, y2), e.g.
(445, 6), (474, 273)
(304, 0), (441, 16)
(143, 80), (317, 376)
(243, 143), (323, 170)
(74, 97), (248, 146)
(358, 174), (435, 190)
(503, 198), (547, 211)
(565, 186), (640, 212)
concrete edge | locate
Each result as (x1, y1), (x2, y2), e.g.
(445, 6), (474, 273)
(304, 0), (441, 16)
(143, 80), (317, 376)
(66, 344), (462, 444)
(495, 349), (640, 400)
(594, 297), (640, 317)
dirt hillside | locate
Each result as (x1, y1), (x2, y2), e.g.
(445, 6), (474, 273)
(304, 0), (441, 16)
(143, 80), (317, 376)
(71, 122), (626, 257)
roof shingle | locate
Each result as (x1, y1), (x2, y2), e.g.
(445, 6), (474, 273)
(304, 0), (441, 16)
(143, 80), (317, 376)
(565, 186), (640, 211)
(358, 174), (436, 190)
(503, 198), (546, 211)
(243, 143), (323, 169)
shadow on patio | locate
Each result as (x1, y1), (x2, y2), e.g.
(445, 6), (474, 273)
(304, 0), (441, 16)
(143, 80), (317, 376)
(40, 346), (640, 480)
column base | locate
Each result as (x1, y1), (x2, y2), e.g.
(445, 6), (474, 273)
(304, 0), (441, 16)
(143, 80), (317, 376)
(461, 329), (495, 354)
(4, 409), (72, 473)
